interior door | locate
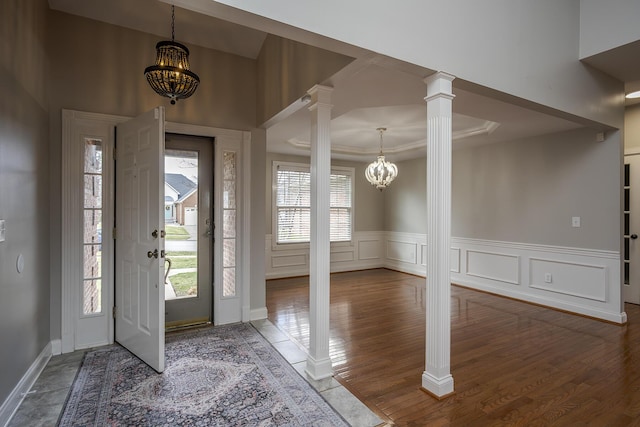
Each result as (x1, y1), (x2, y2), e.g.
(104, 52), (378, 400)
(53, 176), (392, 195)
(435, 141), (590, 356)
(164, 134), (213, 327)
(624, 155), (640, 305)
(115, 107), (166, 372)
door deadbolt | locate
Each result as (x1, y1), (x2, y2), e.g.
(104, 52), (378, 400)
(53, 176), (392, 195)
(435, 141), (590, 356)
(152, 229), (158, 238)
(147, 249), (159, 259)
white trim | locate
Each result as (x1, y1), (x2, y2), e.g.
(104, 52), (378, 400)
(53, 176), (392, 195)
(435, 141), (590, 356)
(61, 109), (250, 351)
(624, 148), (640, 156)
(271, 161), (355, 249)
(61, 110), (118, 353)
(0, 343), (52, 427)
(242, 132), (252, 323)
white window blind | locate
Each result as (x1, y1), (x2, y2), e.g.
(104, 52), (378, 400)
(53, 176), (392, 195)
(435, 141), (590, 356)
(275, 162), (353, 244)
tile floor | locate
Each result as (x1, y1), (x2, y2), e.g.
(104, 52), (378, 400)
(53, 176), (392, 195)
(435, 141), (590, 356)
(8, 320), (384, 427)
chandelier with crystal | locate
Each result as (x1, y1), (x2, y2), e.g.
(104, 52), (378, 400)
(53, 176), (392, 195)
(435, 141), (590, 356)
(365, 127), (398, 191)
(144, 6), (200, 105)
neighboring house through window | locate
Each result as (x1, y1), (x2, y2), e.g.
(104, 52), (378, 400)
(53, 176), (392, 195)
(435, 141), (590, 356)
(165, 173), (198, 225)
(273, 161), (353, 245)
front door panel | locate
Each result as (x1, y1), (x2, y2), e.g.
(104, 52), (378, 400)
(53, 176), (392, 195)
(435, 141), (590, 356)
(115, 107), (165, 372)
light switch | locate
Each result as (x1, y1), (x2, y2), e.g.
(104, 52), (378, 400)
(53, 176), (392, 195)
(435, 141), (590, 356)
(572, 216), (581, 228)
(0, 219), (5, 242)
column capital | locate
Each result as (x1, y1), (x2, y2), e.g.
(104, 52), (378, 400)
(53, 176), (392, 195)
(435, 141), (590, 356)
(308, 84), (334, 106)
(424, 72), (456, 103)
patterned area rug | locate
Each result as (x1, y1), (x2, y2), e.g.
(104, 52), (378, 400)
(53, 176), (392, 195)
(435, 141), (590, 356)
(58, 323), (347, 426)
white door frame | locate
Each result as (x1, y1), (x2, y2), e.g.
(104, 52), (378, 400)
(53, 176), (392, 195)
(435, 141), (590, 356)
(61, 109), (251, 353)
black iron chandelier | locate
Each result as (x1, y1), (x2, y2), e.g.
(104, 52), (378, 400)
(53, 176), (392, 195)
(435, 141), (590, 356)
(144, 5), (200, 104)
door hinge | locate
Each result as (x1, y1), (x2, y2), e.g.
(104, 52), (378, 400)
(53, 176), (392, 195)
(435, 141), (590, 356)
(112, 306), (117, 318)
(113, 227), (117, 239)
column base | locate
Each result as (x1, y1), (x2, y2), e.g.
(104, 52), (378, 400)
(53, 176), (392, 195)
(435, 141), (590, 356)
(421, 371), (454, 399)
(305, 355), (333, 380)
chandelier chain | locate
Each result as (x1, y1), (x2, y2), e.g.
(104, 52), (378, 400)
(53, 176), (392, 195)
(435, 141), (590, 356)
(171, 5), (175, 41)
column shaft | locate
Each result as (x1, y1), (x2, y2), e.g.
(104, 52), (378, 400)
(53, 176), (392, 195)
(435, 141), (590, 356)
(422, 72), (455, 398)
(306, 85), (333, 380)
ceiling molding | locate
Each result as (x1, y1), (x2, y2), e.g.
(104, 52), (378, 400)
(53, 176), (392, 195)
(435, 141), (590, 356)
(284, 119), (500, 155)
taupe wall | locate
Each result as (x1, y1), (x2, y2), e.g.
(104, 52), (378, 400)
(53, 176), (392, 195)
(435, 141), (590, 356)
(384, 128), (621, 251)
(265, 153), (384, 235)
(256, 35), (353, 126)
(0, 0), (51, 405)
(625, 104), (640, 151)
(46, 10), (261, 342)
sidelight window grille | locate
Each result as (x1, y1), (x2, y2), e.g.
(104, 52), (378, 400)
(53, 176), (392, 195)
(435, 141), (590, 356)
(82, 138), (103, 314)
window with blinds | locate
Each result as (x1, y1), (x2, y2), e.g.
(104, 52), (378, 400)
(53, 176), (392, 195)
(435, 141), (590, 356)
(274, 162), (353, 244)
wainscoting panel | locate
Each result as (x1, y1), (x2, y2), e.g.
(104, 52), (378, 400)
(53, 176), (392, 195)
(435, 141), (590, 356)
(386, 240), (417, 264)
(358, 239), (383, 260)
(271, 254), (306, 269)
(450, 238), (622, 323)
(466, 250), (520, 285)
(530, 258), (607, 302)
(451, 248), (461, 273)
(265, 232), (385, 279)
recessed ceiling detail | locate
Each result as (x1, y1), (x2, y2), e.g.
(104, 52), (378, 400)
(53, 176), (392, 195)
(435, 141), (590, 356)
(284, 105), (500, 156)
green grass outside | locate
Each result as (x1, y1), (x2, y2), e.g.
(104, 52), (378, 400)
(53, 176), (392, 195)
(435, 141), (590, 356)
(165, 225), (190, 240)
(169, 271), (197, 297)
(166, 256), (197, 269)
(165, 251), (196, 257)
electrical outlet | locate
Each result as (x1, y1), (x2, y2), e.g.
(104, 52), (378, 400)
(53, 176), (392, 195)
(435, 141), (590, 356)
(544, 273), (552, 283)
(572, 217), (581, 228)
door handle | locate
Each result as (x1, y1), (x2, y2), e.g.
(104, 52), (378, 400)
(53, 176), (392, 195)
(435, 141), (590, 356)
(147, 249), (159, 259)
(631, 234), (638, 240)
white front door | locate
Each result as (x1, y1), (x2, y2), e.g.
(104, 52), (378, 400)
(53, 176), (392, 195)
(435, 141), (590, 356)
(624, 155), (640, 305)
(115, 107), (166, 372)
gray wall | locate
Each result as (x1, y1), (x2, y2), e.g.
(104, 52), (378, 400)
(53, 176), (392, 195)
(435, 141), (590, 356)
(0, 0), (51, 405)
(579, 0), (640, 59)
(265, 153), (384, 235)
(46, 10), (262, 342)
(383, 156), (426, 234)
(384, 128), (621, 251)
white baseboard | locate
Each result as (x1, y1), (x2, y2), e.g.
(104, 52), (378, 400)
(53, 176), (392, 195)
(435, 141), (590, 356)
(250, 307), (268, 321)
(0, 342), (52, 427)
(50, 339), (62, 356)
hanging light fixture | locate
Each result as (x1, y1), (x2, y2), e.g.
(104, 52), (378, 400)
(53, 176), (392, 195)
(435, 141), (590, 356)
(144, 5), (200, 105)
(365, 127), (398, 191)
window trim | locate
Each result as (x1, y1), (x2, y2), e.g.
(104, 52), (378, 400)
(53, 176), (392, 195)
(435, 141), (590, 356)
(271, 160), (354, 251)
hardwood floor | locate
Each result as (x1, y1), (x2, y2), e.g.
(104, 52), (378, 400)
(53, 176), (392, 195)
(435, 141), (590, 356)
(266, 269), (640, 426)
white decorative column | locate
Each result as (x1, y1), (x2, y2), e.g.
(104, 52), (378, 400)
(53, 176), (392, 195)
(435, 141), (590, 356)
(306, 84), (334, 380)
(422, 72), (456, 398)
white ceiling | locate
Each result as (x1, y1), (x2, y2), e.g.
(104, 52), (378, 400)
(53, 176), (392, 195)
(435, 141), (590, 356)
(49, 0), (638, 162)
